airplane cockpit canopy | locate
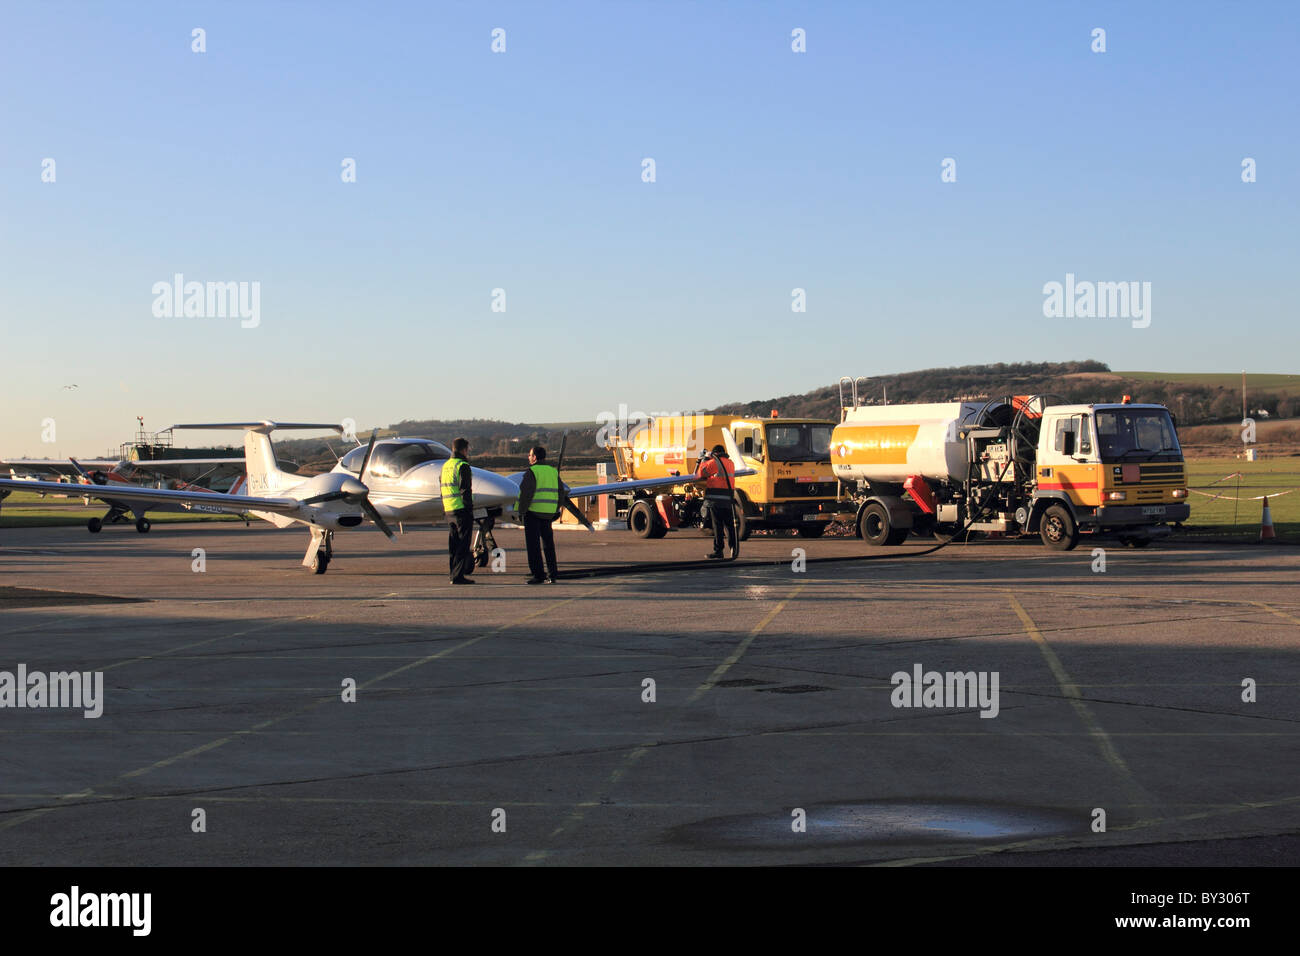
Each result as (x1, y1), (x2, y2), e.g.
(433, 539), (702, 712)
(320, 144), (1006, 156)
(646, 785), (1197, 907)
(341, 439), (453, 479)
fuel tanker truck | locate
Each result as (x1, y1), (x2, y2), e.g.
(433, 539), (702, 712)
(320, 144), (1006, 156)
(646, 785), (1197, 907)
(606, 413), (840, 539)
(831, 378), (1190, 550)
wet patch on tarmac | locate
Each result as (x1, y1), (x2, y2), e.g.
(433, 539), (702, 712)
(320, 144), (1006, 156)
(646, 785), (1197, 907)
(671, 799), (1080, 848)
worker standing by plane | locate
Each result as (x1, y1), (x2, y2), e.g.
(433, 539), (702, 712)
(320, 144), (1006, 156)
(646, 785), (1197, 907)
(441, 437), (475, 585)
(515, 445), (561, 584)
(696, 443), (737, 559)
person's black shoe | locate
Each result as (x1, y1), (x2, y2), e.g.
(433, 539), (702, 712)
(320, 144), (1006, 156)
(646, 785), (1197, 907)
(451, 576), (476, 585)
(526, 576), (546, 584)
(547, 575), (559, 583)
(705, 552), (723, 560)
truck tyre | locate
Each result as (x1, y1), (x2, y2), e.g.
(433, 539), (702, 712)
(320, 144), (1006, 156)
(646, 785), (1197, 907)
(859, 502), (905, 546)
(628, 500), (660, 539)
(735, 507), (750, 542)
(1039, 504), (1079, 551)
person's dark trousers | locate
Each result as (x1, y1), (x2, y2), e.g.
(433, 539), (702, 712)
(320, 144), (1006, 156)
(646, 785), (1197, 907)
(524, 513), (558, 580)
(709, 498), (736, 556)
(448, 509), (474, 580)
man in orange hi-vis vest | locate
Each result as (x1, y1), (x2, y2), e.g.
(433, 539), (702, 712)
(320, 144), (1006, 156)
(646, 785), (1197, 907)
(695, 443), (737, 559)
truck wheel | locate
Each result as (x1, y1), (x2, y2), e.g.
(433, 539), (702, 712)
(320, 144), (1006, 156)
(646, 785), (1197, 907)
(858, 502), (894, 546)
(735, 508), (750, 542)
(628, 500), (659, 539)
(1039, 504), (1079, 551)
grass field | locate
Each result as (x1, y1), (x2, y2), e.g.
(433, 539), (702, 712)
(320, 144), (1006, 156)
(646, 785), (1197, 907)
(4, 459), (1295, 542)
(1116, 370), (1300, 396)
(1182, 458), (1299, 540)
(0, 491), (240, 529)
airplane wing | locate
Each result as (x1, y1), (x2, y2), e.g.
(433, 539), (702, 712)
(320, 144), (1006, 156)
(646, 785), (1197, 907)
(113, 458), (253, 486)
(565, 427), (755, 498)
(1, 459), (119, 478)
(0, 478), (297, 516)
(121, 458), (245, 470)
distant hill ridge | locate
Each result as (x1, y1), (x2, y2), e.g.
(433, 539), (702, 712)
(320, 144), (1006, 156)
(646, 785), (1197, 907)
(271, 361), (1299, 464)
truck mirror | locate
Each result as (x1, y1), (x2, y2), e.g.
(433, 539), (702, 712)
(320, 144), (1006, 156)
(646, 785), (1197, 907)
(1062, 431), (1075, 457)
(742, 437), (753, 456)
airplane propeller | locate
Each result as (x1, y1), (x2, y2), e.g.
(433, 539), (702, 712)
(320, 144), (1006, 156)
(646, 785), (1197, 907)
(301, 429), (395, 538)
(555, 432), (595, 533)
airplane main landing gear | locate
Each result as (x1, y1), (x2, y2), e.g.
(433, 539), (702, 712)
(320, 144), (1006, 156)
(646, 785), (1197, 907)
(84, 505), (131, 534)
(472, 515), (498, 569)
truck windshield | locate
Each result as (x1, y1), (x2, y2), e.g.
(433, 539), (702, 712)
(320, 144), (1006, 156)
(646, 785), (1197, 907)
(1095, 409), (1182, 461)
(764, 424), (833, 462)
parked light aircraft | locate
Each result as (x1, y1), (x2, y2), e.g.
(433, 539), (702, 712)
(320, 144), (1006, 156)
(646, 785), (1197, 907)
(0, 455), (251, 533)
(0, 422), (751, 575)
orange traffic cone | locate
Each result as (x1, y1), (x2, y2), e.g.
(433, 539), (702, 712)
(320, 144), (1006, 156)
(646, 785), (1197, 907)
(1260, 496), (1276, 542)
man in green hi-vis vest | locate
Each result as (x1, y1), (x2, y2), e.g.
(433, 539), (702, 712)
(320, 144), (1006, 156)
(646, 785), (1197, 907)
(441, 437), (475, 585)
(514, 445), (561, 584)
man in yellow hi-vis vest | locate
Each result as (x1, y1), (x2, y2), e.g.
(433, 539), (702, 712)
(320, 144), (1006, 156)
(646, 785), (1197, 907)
(514, 445), (561, 584)
(441, 437), (475, 584)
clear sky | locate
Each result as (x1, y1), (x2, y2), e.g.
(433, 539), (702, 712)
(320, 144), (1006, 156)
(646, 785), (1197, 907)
(1, 0), (1296, 456)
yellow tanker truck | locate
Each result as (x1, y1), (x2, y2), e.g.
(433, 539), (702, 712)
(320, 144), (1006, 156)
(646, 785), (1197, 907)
(831, 377), (1190, 550)
(606, 414), (839, 539)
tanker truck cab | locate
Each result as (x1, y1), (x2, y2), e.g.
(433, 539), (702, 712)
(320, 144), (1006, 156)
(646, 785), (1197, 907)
(1030, 403), (1190, 550)
(731, 418), (838, 537)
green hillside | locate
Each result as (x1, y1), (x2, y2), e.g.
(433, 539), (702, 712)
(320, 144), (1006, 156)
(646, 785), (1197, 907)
(1117, 371), (1300, 396)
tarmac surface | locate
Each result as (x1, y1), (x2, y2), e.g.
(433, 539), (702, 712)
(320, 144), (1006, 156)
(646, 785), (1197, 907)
(0, 522), (1296, 866)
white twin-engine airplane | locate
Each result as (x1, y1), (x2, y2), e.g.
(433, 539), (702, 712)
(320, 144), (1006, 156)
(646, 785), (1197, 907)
(0, 422), (751, 576)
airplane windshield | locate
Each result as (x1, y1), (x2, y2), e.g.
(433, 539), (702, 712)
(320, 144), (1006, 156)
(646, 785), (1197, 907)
(344, 441), (452, 477)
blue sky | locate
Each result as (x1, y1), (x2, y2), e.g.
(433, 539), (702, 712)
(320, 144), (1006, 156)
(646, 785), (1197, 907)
(1, 1), (1296, 455)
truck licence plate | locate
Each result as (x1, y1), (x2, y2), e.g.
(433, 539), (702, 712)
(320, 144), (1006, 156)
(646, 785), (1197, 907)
(1141, 506), (1165, 516)
(803, 514), (822, 521)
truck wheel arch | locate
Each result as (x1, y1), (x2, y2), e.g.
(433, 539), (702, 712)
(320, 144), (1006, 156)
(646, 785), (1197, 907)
(856, 495), (913, 546)
(1027, 492), (1075, 533)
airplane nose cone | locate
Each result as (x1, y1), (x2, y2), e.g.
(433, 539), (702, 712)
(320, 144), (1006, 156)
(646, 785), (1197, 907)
(473, 470), (519, 507)
(339, 477), (368, 499)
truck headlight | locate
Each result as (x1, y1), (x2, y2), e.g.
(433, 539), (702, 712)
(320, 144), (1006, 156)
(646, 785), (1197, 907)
(1106, 491), (1125, 501)
(1171, 489), (1187, 498)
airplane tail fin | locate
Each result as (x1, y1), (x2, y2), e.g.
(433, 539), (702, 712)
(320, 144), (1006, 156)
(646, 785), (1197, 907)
(166, 422), (342, 495)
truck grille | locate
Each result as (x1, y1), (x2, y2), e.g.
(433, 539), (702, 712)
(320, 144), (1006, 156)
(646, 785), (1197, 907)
(1110, 464), (1185, 487)
(1139, 464), (1185, 483)
(773, 479), (837, 499)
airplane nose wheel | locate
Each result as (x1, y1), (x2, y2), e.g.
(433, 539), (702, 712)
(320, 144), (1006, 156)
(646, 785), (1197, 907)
(135, 517), (151, 534)
(87, 517), (103, 533)
(308, 530), (334, 574)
